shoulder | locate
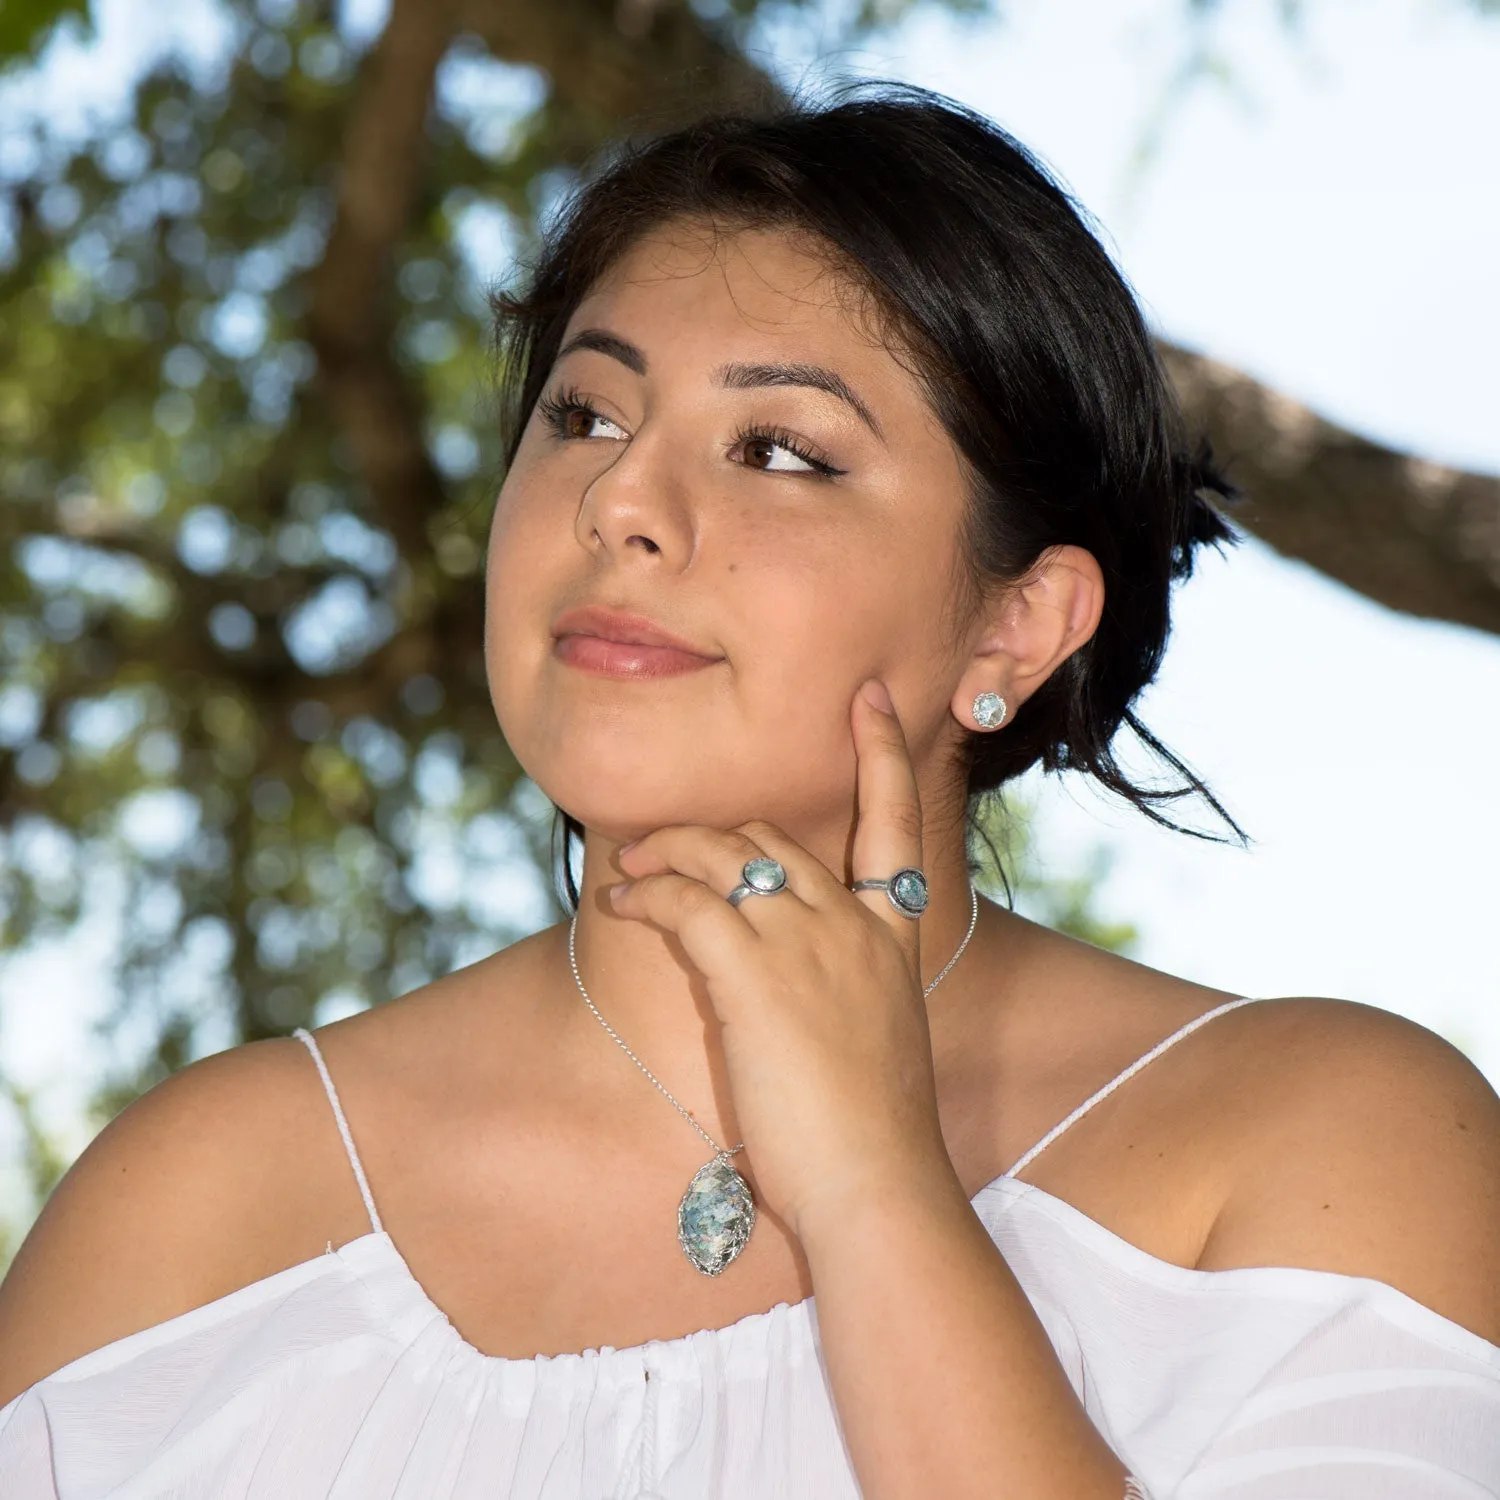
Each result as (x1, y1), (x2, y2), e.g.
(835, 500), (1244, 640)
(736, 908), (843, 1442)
(0, 1029), (370, 1409)
(1197, 995), (1500, 1344)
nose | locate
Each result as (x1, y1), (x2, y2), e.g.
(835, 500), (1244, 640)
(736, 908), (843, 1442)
(573, 423), (695, 570)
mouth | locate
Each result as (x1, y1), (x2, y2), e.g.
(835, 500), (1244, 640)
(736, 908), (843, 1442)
(551, 604), (723, 680)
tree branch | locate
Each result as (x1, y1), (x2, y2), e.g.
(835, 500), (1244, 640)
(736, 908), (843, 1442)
(1163, 343), (1500, 635)
(458, 0), (774, 136)
(305, 0), (463, 563)
(308, 0), (1500, 641)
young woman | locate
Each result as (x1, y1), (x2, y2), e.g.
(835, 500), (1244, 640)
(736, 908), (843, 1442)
(1, 82), (1496, 1500)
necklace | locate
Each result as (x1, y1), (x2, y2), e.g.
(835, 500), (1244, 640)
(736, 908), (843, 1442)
(567, 881), (981, 1277)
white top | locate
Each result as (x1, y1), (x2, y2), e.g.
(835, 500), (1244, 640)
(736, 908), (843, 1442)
(3, 994), (1498, 1499)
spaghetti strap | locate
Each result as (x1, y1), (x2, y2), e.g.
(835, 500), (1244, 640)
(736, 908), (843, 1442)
(1002, 995), (1266, 1181)
(291, 1026), (385, 1236)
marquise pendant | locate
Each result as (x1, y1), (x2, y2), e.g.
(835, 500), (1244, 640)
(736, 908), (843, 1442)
(677, 1151), (756, 1277)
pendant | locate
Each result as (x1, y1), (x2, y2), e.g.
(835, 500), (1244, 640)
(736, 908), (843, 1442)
(677, 1151), (756, 1276)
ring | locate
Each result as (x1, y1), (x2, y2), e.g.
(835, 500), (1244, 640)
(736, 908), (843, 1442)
(849, 867), (929, 918)
(727, 856), (788, 907)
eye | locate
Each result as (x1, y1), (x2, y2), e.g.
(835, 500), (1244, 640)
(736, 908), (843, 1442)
(535, 384), (845, 479)
(536, 385), (628, 443)
(731, 424), (844, 479)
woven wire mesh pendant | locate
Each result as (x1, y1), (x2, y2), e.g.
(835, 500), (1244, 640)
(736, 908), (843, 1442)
(677, 1151), (756, 1276)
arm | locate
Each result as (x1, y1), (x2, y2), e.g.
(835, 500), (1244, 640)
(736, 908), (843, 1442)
(799, 1160), (1136, 1500)
(610, 682), (1143, 1500)
(1192, 999), (1500, 1340)
(0, 1036), (346, 1410)
(804, 1000), (1500, 1500)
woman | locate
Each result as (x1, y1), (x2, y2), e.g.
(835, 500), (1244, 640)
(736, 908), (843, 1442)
(1, 81), (1497, 1499)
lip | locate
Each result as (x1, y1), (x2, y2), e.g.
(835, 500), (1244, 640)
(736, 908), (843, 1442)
(551, 605), (719, 658)
(551, 604), (723, 679)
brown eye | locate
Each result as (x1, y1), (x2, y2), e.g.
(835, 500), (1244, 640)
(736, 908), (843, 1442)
(730, 425), (841, 477)
(742, 436), (778, 470)
(536, 388), (629, 444)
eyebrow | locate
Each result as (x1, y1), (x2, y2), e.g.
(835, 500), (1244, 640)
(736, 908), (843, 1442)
(553, 327), (885, 443)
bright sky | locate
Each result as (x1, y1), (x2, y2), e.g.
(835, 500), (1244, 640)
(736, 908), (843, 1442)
(810, 0), (1500, 1081)
(2, 0), (1498, 1198)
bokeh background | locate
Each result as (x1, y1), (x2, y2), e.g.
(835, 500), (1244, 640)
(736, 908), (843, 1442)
(1, 0), (1497, 1267)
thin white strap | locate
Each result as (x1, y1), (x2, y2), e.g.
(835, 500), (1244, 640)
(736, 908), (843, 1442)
(291, 1027), (384, 1235)
(1002, 996), (1265, 1180)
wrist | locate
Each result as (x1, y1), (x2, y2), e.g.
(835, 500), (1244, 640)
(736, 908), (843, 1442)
(787, 1145), (971, 1254)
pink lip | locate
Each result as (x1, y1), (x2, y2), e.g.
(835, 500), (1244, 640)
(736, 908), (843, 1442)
(554, 635), (721, 678)
(551, 604), (722, 680)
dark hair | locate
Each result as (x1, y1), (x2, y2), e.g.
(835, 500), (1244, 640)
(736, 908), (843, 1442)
(490, 79), (1247, 914)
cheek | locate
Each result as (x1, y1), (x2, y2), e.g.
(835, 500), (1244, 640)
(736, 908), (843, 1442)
(483, 483), (565, 730)
(484, 502), (527, 656)
(487, 460), (569, 601)
(717, 505), (919, 670)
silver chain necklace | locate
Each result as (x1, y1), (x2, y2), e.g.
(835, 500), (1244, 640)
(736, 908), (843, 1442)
(568, 881), (981, 1276)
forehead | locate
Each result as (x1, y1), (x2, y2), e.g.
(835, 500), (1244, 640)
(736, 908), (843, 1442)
(566, 218), (891, 357)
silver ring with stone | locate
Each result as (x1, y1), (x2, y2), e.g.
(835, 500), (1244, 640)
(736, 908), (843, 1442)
(727, 856), (788, 907)
(849, 867), (929, 918)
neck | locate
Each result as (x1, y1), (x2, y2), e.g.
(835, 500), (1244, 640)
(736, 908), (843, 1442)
(555, 826), (988, 1150)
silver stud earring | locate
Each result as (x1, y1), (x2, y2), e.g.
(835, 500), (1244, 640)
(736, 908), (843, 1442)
(972, 691), (1007, 729)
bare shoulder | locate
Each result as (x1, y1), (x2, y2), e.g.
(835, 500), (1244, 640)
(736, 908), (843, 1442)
(0, 1029), (370, 1409)
(1197, 995), (1500, 1345)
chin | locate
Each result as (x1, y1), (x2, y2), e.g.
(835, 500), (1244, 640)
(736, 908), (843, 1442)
(521, 747), (724, 842)
(502, 709), (829, 847)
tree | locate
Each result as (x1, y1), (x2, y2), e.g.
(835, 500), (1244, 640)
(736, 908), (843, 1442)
(0, 0), (1493, 1176)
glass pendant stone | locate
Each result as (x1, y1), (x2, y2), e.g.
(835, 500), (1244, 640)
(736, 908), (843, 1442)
(889, 867), (929, 916)
(677, 1153), (756, 1276)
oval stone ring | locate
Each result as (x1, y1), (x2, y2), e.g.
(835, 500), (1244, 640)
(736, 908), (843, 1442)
(850, 867), (929, 918)
(726, 856), (789, 907)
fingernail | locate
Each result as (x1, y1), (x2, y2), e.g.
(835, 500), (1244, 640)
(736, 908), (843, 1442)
(608, 882), (631, 901)
(618, 838), (638, 854)
(861, 679), (893, 713)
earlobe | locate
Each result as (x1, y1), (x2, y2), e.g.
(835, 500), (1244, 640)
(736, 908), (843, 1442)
(953, 544), (1104, 730)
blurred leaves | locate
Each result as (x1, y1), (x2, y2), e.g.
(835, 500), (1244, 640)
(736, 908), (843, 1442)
(4, 0), (1492, 1241)
(0, 0), (1026, 1128)
(970, 792), (1139, 956)
(0, 0), (558, 1111)
(0, 0), (90, 69)
(0, 1075), (72, 1271)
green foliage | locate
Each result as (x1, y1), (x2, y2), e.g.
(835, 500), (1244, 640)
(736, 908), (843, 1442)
(0, 1076), (73, 1274)
(16, 0), (1416, 1160)
(968, 791), (1138, 955)
(0, 6), (553, 1112)
(0, 0), (89, 70)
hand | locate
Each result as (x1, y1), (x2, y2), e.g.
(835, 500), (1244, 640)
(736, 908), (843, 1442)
(608, 678), (953, 1242)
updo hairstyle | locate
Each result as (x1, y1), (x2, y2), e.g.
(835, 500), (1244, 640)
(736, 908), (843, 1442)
(489, 80), (1247, 912)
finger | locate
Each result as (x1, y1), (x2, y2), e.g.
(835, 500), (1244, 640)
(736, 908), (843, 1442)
(729, 819), (846, 912)
(849, 679), (925, 949)
(619, 822), (837, 926)
(618, 825), (809, 913)
(608, 871), (761, 995)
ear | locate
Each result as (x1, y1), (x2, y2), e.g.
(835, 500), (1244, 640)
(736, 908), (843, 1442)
(951, 544), (1105, 727)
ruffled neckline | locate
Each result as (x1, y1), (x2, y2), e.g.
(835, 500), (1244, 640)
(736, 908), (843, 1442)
(13, 1170), (1498, 1409)
(328, 1171), (1500, 1376)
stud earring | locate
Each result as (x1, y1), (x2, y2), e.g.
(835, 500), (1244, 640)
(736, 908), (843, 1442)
(972, 691), (1007, 729)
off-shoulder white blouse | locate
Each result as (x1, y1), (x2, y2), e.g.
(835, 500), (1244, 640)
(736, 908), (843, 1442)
(2, 996), (1497, 1498)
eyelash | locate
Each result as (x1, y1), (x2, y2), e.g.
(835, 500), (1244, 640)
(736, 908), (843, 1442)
(535, 384), (846, 479)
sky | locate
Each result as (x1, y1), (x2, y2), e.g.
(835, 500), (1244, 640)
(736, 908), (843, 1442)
(808, 0), (1500, 1082)
(1, 0), (1498, 1195)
